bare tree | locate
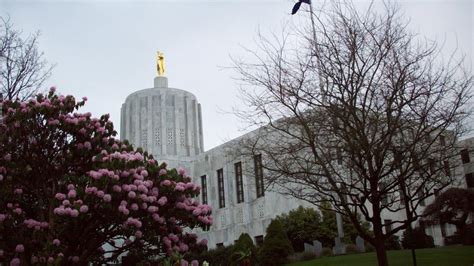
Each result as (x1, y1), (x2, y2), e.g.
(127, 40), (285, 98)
(0, 16), (53, 101)
(233, 2), (472, 266)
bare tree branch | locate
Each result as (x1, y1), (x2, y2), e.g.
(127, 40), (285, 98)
(232, 2), (473, 266)
(0, 16), (54, 101)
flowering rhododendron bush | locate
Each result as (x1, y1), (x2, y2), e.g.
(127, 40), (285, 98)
(0, 89), (212, 264)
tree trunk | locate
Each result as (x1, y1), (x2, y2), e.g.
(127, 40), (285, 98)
(372, 217), (389, 266)
(374, 235), (389, 266)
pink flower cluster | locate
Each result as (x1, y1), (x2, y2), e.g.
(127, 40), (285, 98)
(0, 89), (214, 262)
(24, 219), (49, 230)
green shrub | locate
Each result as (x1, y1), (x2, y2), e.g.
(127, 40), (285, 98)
(461, 223), (474, 245)
(402, 227), (434, 249)
(258, 220), (294, 265)
(321, 247), (332, 257)
(188, 244), (234, 265)
(345, 244), (358, 254)
(231, 233), (257, 265)
(287, 251), (317, 263)
(300, 251), (317, 261)
(275, 206), (322, 252)
(365, 243), (375, 252)
(384, 234), (402, 250)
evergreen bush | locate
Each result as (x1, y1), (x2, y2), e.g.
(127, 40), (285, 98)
(231, 233), (257, 265)
(402, 227), (435, 249)
(258, 220), (294, 265)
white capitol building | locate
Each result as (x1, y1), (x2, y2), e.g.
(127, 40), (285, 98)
(120, 67), (472, 249)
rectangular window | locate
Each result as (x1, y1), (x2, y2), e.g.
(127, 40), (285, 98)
(419, 189), (425, 206)
(217, 169), (225, 208)
(440, 223), (446, 237)
(200, 175), (208, 204)
(428, 158), (436, 175)
(254, 154), (265, 198)
(440, 135), (446, 146)
(380, 182), (388, 206)
(255, 235), (264, 246)
(399, 184), (405, 206)
(235, 162), (244, 203)
(461, 149), (470, 164)
(216, 243), (224, 249)
(336, 148), (342, 165)
(443, 160), (451, 177)
(384, 219), (392, 234)
(466, 173), (474, 188)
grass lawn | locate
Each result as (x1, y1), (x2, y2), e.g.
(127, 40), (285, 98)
(288, 246), (474, 266)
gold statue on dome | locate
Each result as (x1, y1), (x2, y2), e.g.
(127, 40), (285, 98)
(156, 51), (166, 76)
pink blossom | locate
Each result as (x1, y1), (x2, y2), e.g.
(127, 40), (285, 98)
(163, 237), (172, 247)
(158, 196), (168, 206)
(147, 206), (158, 213)
(82, 96), (88, 101)
(70, 209), (79, 217)
(179, 243), (189, 252)
(48, 257), (54, 263)
(10, 258), (20, 266)
(67, 184), (75, 190)
(103, 194), (112, 202)
(112, 185), (122, 192)
(191, 260), (199, 266)
(53, 239), (61, 246)
(138, 184), (148, 193)
(13, 208), (22, 215)
(72, 256), (79, 263)
(159, 169), (167, 176)
(54, 207), (65, 215)
(68, 190), (77, 198)
(85, 186), (97, 194)
(14, 188), (23, 195)
(178, 167), (186, 176)
(79, 205), (89, 213)
(161, 180), (172, 186)
(192, 209), (202, 216)
(0, 214), (6, 222)
(15, 244), (24, 253)
(4, 154), (11, 161)
(47, 119), (60, 126)
(84, 141), (92, 150)
(128, 191), (136, 199)
(96, 190), (105, 198)
(135, 230), (143, 239)
(180, 260), (189, 266)
(130, 204), (139, 211)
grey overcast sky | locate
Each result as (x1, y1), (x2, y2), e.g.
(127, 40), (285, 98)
(1, 0), (472, 150)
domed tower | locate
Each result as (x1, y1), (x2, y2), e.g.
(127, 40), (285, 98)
(120, 52), (204, 168)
